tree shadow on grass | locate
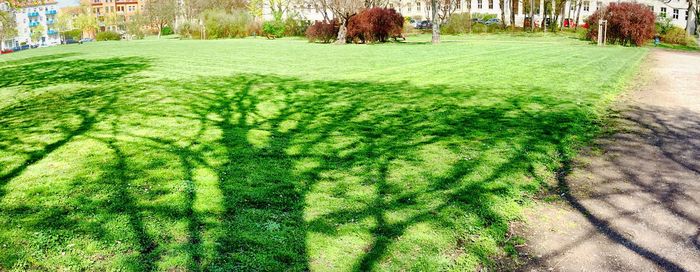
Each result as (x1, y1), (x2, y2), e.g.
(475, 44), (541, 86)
(1, 70), (602, 270)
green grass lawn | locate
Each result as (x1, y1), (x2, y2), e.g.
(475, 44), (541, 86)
(0, 35), (646, 271)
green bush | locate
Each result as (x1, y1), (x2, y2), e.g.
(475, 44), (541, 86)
(283, 16), (310, 37)
(161, 26), (174, 36)
(655, 16), (673, 35)
(63, 29), (82, 40)
(95, 31), (121, 41)
(263, 20), (285, 38)
(661, 26), (698, 46)
(202, 9), (253, 39)
(442, 13), (471, 35)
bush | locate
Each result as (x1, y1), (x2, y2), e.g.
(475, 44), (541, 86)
(203, 9), (253, 39)
(586, 2), (655, 46)
(263, 20), (285, 38)
(442, 13), (471, 35)
(161, 25), (174, 36)
(661, 26), (699, 46)
(305, 20), (339, 43)
(63, 29), (82, 40)
(95, 31), (121, 41)
(284, 16), (310, 37)
(655, 16), (674, 35)
(347, 8), (403, 43)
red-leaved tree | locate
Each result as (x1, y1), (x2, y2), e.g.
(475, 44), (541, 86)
(306, 20), (340, 43)
(586, 2), (655, 46)
(347, 8), (403, 43)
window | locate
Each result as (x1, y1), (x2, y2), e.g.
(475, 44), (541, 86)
(488, 0), (493, 9)
(648, 5), (653, 12)
(672, 8), (678, 19)
(583, 1), (589, 12)
(596, 1), (601, 10)
(416, 2), (420, 11)
(117, 6), (124, 12)
(513, 1), (518, 14)
(686, 10), (689, 20)
(477, 0), (482, 9)
(456, 0), (460, 9)
(660, 7), (666, 17)
(570, 3), (575, 10)
(466, 0), (471, 9)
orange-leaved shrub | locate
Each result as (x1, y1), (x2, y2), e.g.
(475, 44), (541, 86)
(586, 2), (655, 46)
(347, 8), (403, 43)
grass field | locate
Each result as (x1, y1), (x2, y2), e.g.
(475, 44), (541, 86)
(0, 35), (646, 271)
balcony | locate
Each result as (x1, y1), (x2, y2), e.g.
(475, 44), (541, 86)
(46, 10), (57, 15)
(47, 29), (58, 35)
(28, 12), (39, 17)
(29, 21), (39, 27)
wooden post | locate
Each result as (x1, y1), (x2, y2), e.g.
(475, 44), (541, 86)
(597, 19), (603, 46)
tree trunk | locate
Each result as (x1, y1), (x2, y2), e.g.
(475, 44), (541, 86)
(157, 23), (162, 39)
(431, 0), (440, 44)
(687, 0), (696, 35)
(574, 0), (581, 31)
(500, 0), (506, 29)
(510, 0), (516, 30)
(335, 17), (348, 44)
(529, 0), (534, 31)
(468, 5), (472, 33)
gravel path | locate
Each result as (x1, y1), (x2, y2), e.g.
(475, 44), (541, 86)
(518, 49), (700, 272)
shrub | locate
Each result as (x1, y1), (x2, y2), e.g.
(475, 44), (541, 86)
(442, 13), (471, 35)
(63, 29), (82, 40)
(305, 20), (338, 43)
(655, 16), (673, 35)
(161, 25), (174, 36)
(203, 9), (253, 39)
(95, 31), (121, 41)
(177, 21), (196, 38)
(263, 20), (285, 38)
(586, 2), (655, 46)
(661, 26), (699, 46)
(347, 8), (403, 43)
(284, 16), (310, 37)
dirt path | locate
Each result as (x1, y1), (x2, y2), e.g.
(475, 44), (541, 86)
(517, 50), (700, 272)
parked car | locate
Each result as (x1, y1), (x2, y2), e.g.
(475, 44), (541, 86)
(79, 38), (94, 44)
(471, 18), (484, 24)
(484, 18), (501, 25)
(417, 20), (432, 30)
(64, 38), (78, 44)
(12, 44), (30, 51)
(0, 49), (13, 54)
(409, 19), (420, 28)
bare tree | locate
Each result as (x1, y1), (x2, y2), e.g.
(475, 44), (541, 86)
(431, 0), (440, 44)
(326, 0), (364, 44)
(145, 0), (178, 38)
(573, 0), (581, 30)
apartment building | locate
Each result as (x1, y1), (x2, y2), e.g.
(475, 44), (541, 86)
(82, 0), (143, 31)
(1, 0), (61, 47)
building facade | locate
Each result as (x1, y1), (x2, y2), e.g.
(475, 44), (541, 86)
(275, 0), (695, 32)
(1, 0), (61, 47)
(82, 0), (144, 32)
